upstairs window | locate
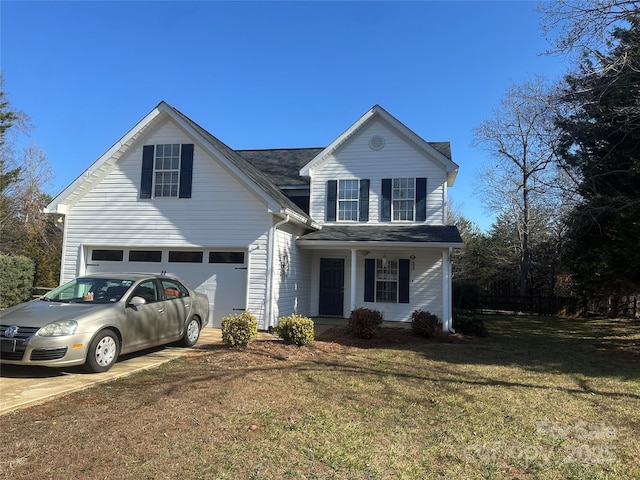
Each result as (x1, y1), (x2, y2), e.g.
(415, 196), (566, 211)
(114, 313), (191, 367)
(392, 178), (415, 221)
(326, 179), (369, 222)
(338, 180), (359, 221)
(154, 144), (181, 198)
(381, 177), (427, 222)
(140, 144), (194, 199)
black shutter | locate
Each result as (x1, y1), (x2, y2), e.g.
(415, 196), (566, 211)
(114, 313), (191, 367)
(364, 258), (375, 302)
(326, 180), (337, 222)
(399, 259), (410, 303)
(381, 178), (391, 222)
(179, 144), (194, 199)
(140, 145), (154, 199)
(359, 179), (369, 222)
(416, 177), (427, 222)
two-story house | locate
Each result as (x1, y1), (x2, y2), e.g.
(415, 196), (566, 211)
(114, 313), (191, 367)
(45, 102), (463, 331)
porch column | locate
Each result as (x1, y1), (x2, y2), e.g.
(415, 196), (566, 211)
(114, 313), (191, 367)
(442, 248), (452, 332)
(350, 249), (357, 312)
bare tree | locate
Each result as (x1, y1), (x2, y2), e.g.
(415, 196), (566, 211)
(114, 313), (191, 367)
(473, 77), (563, 296)
(0, 79), (60, 285)
(539, 0), (639, 55)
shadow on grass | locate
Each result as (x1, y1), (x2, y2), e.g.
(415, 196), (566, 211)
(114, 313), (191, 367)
(142, 315), (639, 407)
(312, 315), (640, 382)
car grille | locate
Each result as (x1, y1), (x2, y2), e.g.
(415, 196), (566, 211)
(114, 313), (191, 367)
(30, 347), (68, 361)
(0, 325), (40, 362)
(0, 324), (40, 340)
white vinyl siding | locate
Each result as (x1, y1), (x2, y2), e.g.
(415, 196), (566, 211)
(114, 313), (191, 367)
(59, 120), (272, 327)
(271, 222), (311, 324)
(308, 118), (447, 225)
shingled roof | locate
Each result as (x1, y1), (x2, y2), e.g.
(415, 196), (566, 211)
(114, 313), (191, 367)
(236, 148), (323, 186)
(298, 225), (464, 245)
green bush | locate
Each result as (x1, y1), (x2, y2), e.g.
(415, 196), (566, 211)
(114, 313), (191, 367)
(0, 255), (35, 308)
(411, 309), (441, 338)
(454, 312), (487, 337)
(221, 311), (258, 347)
(276, 314), (314, 346)
(348, 307), (384, 339)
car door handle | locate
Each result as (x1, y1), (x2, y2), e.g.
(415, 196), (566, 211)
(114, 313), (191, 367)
(184, 304), (190, 308)
(158, 308), (164, 313)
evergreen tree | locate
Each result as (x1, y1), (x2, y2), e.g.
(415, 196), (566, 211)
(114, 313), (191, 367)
(556, 18), (640, 301)
(0, 83), (22, 252)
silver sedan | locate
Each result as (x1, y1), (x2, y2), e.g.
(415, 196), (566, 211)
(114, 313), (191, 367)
(0, 273), (209, 372)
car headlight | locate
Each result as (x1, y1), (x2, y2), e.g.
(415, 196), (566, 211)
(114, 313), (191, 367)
(37, 320), (78, 337)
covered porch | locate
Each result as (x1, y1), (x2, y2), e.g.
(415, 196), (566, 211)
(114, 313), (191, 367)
(297, 225), (464, 331)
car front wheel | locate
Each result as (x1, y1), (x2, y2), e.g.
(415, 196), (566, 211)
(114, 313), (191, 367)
(181, 317), (201, 347)
(84, 329), (120, 373)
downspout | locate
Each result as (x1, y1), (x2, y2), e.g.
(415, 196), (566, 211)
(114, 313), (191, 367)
(266, 213), (290, 331)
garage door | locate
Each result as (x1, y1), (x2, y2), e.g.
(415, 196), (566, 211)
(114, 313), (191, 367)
(85, 248), (247, 328)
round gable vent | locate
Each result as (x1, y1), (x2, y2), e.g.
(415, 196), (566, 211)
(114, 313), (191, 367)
(369, 135), (385, 151)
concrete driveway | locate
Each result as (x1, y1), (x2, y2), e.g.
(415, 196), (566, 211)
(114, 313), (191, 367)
(0, 329), (227, 416)
(0, 321), (340, 416)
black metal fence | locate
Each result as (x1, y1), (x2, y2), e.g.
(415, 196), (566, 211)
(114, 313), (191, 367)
(475, 294), (638, 318)
(477, 295), (579, 316)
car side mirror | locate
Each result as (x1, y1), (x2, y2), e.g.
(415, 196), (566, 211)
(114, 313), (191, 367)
(128, 296), (147, 307)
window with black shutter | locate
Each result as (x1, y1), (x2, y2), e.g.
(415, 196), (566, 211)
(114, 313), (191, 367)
(140, 144), (194, 199)
(364, 258), (410, 304)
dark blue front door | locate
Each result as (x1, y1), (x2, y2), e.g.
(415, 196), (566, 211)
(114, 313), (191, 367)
(319, 258), (344, 316)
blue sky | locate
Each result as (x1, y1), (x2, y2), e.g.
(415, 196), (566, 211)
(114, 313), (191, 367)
(1, 1), (568, 231)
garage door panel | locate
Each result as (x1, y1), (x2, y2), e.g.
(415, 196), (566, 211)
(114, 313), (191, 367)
(86, 248), (247, 328)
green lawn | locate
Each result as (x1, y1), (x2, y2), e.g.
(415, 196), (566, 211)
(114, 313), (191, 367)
(1, 315), (638, 479)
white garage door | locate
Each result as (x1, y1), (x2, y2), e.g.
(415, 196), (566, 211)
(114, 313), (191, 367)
(85, 248), (247, 328)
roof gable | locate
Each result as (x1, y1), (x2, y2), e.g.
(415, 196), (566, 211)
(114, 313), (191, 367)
(299, 105), (459, 186)
(45, 102), (315, 226)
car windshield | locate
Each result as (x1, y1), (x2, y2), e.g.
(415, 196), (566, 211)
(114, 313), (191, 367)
(43, 278), (135, 304)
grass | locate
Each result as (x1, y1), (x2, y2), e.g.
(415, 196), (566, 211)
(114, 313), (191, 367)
(0, 314), (638, 479)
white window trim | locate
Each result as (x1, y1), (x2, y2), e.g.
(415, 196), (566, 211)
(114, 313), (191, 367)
(337, 179), (359, 222)
(153, 143), (181, 198)
(375, 258), (398, 303)
(392, 178), (416, 222)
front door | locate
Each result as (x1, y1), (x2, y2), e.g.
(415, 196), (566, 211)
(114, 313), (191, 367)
(319, 258), (344, 316)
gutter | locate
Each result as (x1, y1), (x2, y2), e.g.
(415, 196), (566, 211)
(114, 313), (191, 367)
(266, 213), (290, 330)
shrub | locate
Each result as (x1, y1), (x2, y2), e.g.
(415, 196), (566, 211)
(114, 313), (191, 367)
(276, 314), (314, 346)
(0, 255), (35, 308)
(221, 311), (258, 347)
(411, 309), (441, 338)
(454, 312), (487, 337)
(348, 307), (384, 339)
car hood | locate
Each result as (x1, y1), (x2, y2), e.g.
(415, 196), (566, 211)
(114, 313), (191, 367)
(0, 300), (118, 328)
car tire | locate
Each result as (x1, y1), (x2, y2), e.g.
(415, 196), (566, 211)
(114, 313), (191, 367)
(180, 317), (201, 347)
(84, 329), (120, 373)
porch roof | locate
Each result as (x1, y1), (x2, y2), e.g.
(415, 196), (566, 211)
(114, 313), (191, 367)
(296, 225), (464, 248)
